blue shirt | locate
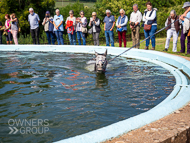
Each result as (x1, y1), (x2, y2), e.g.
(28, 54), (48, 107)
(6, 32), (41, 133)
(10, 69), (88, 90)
(53, 15), (64, 31)
(103, 15), (115, 31)
(182, 11), (190, 26)
(28, 13), (40, 29)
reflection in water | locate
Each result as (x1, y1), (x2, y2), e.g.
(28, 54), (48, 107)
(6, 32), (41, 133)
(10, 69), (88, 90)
(95, 73), (108, 88)
(0, 52), (176, 142)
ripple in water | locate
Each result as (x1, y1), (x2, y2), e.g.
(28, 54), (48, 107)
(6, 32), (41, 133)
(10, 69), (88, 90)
(0, 52), (175, 142)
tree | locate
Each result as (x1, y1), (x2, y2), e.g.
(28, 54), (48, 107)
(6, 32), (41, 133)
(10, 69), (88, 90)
(0, 0), (55, 36)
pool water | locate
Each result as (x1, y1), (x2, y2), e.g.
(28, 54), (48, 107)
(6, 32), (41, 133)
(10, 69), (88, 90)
(0, 52), (175, 142)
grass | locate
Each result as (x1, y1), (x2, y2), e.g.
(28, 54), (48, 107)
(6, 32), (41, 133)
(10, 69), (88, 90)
(100, 37), (190, 58)
(55, 1), (95, 8)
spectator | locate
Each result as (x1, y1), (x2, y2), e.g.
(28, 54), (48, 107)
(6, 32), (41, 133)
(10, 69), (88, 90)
(76, 11), (87, 45)
(89, 12), (101, 46)
(143, 2), (157, 50)
(65, 10), (76, 45)
(164, 10), (180, 52)
(28, 8), (40, 44)
(116, 9), (128, 48)
(178, 2), (190, 55)
(53, 9), (64, 45)
(43, 11), (55, 45)
(0, 21), (2, 44)
(4, 14), (13, 45)
(129, 4), (142, 48)
(103, 9), (115, 47)
(10, 13), (19, 45)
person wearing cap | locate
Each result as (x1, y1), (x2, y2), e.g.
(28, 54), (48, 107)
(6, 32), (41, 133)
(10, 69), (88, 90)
(179, 2), (190, 55)
(53, 9), (64, 45)
(42, 11), (55, 45)
(163, 10), (180, 52)
(129, 4), (142, 48)
(116, 9), (128, 48)
(103, 9), (115, 47)
(28, 8), (40, 44)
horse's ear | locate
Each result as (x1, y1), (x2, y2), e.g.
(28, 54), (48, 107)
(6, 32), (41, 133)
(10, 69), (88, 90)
(95, 51), (98, 56)
(104, 49), (107, 56)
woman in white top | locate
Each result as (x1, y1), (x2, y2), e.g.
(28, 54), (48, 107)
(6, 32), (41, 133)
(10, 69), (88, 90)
(65, 10), (76, 45)
(116, 9), (128, 47)
(76, 11), (87, 45)
(143, 1), (157, 50)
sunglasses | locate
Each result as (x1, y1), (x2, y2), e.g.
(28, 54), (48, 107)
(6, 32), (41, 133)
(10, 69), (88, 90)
(120, 13), (124, 14)
(92, 15), (96, 16)
(69, 13), (73, 14)
(80, 14), (84, 15)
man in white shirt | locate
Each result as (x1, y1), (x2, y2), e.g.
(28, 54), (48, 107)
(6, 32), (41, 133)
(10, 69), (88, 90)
(129, 4), (142, 48)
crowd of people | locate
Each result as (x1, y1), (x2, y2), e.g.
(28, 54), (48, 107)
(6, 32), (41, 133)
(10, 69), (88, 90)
(0, 2), (190, 54)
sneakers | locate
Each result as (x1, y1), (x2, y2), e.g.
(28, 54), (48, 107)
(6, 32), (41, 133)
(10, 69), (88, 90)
(163, 48), (168, 52)
(144, 46), (148, 50)
(151, 47), (155, 50)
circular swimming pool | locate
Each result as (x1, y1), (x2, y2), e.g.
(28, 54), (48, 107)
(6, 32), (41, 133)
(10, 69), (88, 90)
(0, 51), (175, 142)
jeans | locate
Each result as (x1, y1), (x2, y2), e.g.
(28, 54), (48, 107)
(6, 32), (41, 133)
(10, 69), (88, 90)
(77, 31), (86, 45)
(6, 32), (13, 42)
(144, 25), (157, 47)
(92, 32), (100, 46)
(0, 32), (2, 44)
(165, 29), (179, 52)
(55, 31), (64, 45)
(12, 30), (18, 45)
(180, 27), (190, 53)
(105, 30), (114, 47)
(118, 31), (126, 47)
(46, 31), (55, 45)
(30, 27), (40, 44)
(68, 31), (76, 45)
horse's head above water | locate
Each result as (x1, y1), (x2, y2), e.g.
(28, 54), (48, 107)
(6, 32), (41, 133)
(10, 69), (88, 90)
(95, 50), (107, 73)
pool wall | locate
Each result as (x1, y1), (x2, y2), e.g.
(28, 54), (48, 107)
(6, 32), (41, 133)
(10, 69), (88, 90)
(0, 45), (190, 143)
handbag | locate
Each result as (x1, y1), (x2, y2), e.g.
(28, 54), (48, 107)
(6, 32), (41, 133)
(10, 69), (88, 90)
(144, 24), (151, 31)
(88, 27), (93, 34)
(82, 27), (87, 33)
(117, 27), (123, 32)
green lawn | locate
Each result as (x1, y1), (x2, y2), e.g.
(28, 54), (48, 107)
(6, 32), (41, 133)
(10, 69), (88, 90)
(55, 1), (95, 8)
(100, 37), (190, 58)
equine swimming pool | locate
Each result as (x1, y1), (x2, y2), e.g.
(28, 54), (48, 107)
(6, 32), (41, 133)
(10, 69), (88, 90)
(0, 51), (175, 142)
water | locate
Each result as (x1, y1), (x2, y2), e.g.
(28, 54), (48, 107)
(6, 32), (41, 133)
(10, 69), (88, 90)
(0, 51), (175, 142)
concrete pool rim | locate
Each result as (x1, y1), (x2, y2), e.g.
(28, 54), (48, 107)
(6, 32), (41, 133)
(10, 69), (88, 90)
(0, 45), (190, 143)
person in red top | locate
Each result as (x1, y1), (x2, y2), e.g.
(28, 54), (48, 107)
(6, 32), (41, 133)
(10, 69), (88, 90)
(4, 14), (13, 45)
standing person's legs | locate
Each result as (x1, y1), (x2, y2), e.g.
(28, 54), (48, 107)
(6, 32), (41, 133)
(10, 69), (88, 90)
(187, 35), (190, 54)
(92, 32), (96, 45)
(9, 32), (13, 44)
(105, 31), (109, 46)
(180, 27), (186, 53)
(68, 33), (73, 45)
(6, 34), (9, 44)
(81, 32), (86, 45)
(122, 31), (127, 48)
(46, 31), (51, 44)
(59, 31), (64, 45)
(135, 26), (140, 48)
(118, 31), (122, 47)
(35, 27), (40, 44)
(131, 29), (136, 48)
(172, 31), (179, 52)
(12, 30), (18, 45)
(77, 31), (81, 45)
(109, 31), (114, 47)
(55, 31), (61, 45)
(72, 31), (76, 45)
(144, 30), (150, 49)
(0, 32), (2, 44)
(150, 25), (157, 49)
(165, 29), (172, 50)
(50, 32), (55, 45)
(96, 32), (100, 46)
(30, 29), (36, 44)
